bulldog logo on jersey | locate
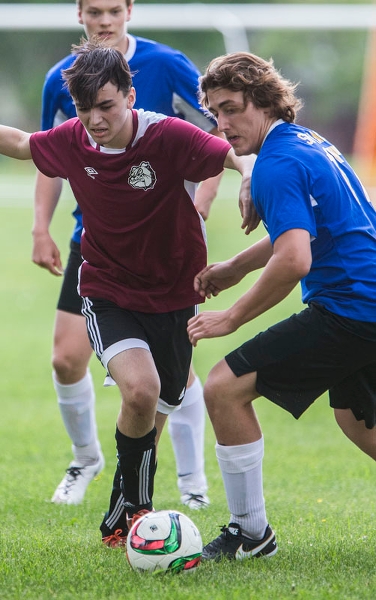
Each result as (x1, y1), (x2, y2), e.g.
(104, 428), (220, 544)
(128, 161), (156, 191)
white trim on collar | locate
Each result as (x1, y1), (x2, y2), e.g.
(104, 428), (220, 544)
(85, 129), (126, 154)
(260, 119), (285, 150)
(124, 34), (136, 62)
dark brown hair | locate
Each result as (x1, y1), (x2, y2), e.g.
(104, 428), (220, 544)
(62, 38), (132, 108)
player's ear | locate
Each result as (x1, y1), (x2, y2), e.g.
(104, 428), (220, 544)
(127, 87), (136, 108)
(126, 2), (133, 22)
(77, 7), (84, 25)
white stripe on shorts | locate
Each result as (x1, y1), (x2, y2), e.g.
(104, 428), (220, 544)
(82, 297), (103, 356)
(101, 339), (150, 371)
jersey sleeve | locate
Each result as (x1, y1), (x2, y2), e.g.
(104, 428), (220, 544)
(30, 121), (74, 179)
(166, 51), (217, 133)
(41, 69), (61, 130)
(253, 155), (317, 243)
(162, 118), (230, 181)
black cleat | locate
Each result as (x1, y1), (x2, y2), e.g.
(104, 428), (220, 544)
(202, 523), (277, 561)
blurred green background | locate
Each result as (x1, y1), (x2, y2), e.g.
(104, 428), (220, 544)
(0, 0), (371, 156)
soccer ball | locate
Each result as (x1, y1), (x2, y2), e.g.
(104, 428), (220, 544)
(126, 510), (202, 573)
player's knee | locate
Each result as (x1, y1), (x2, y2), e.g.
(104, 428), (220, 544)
(204, 368), (227, 413)
(52, 349), (87, 382)
(121, 377), (161, 417)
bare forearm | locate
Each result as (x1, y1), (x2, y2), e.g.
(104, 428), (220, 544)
(231, 236), (273, 278)
(227, 230), (311, 329)
(194, 171), (223, 221)
(188, 251), (302, 347)
(32, 171), (63, 234)
(226, 253), (301, 329)
(188, 229), (312, 346)
(31, 171), (65, 275)
(193, 235), (273, 299)
(0, 125), (32, 160)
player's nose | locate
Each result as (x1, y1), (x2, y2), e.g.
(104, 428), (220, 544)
(89, 107), (103, 125)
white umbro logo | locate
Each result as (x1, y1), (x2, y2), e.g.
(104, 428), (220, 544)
(85, 166), (98, 179)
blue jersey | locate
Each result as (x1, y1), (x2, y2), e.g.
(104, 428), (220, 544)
(252, 121), (376, 322)
(41, 35), (216, 242)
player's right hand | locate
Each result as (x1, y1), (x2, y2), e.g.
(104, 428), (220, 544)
(31, 231), (64, 276)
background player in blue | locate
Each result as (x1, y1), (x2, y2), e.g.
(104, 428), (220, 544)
(187, 51), (376, 561)
(32, 0), (224, 509)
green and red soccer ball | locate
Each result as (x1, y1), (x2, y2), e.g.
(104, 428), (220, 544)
(126, 510), (202, 573)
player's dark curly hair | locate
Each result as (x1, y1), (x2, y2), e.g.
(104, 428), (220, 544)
(200, 52), (303, 123)
(62, 38), (132, 109)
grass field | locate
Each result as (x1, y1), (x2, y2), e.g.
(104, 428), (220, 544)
(0, 160), (375, 599)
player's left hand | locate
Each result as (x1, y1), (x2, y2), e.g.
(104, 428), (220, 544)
(187, 310), (235, 346)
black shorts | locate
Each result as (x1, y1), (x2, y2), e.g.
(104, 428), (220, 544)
(57, 240), (83, 315)
(82, 296), (194, 407)
(225, 302), (376, 429)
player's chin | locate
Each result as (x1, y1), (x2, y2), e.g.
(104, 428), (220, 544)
(227, 137), (242, 153)
(229, 139), (251, 157)
(233, 146), (248, 157)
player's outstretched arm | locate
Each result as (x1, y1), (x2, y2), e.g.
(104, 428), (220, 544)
(188, 229), (311, 346)
(0, 126), (32, 160)
(187, 308), (236, 346)
(193, 235), (272, 299)
(193, 260), (246, 299)
(32, 171), (64, 276)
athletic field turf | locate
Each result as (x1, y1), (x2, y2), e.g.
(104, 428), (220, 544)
(0, 160), (375, 599)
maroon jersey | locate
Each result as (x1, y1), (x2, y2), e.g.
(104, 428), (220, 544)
(30, 109), (231, 312)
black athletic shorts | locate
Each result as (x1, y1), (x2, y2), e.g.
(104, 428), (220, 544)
(225, 302), (376, 429)
(57, 240), (83, 315)
(82, 296), (194, 407)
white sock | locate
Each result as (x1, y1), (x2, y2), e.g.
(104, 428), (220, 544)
(216, 437), (268, 540)
(168, 376), (207, 495)
(53, 370), (101, 466)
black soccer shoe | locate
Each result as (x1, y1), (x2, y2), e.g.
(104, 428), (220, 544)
(202, 523), (278, 561)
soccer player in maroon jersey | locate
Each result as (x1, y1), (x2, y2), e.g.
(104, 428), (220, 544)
(33, 0), (226, 510)
(0, 40), (257, 545)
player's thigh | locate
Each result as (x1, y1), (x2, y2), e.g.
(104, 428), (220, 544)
(330, 360), (376, 429)
(205, 358), (258, 407)
(109, 347), (160, 401)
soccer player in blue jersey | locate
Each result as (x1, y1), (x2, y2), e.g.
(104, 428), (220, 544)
(32, 0), (224, 511)
(187, 51), (376, 561)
